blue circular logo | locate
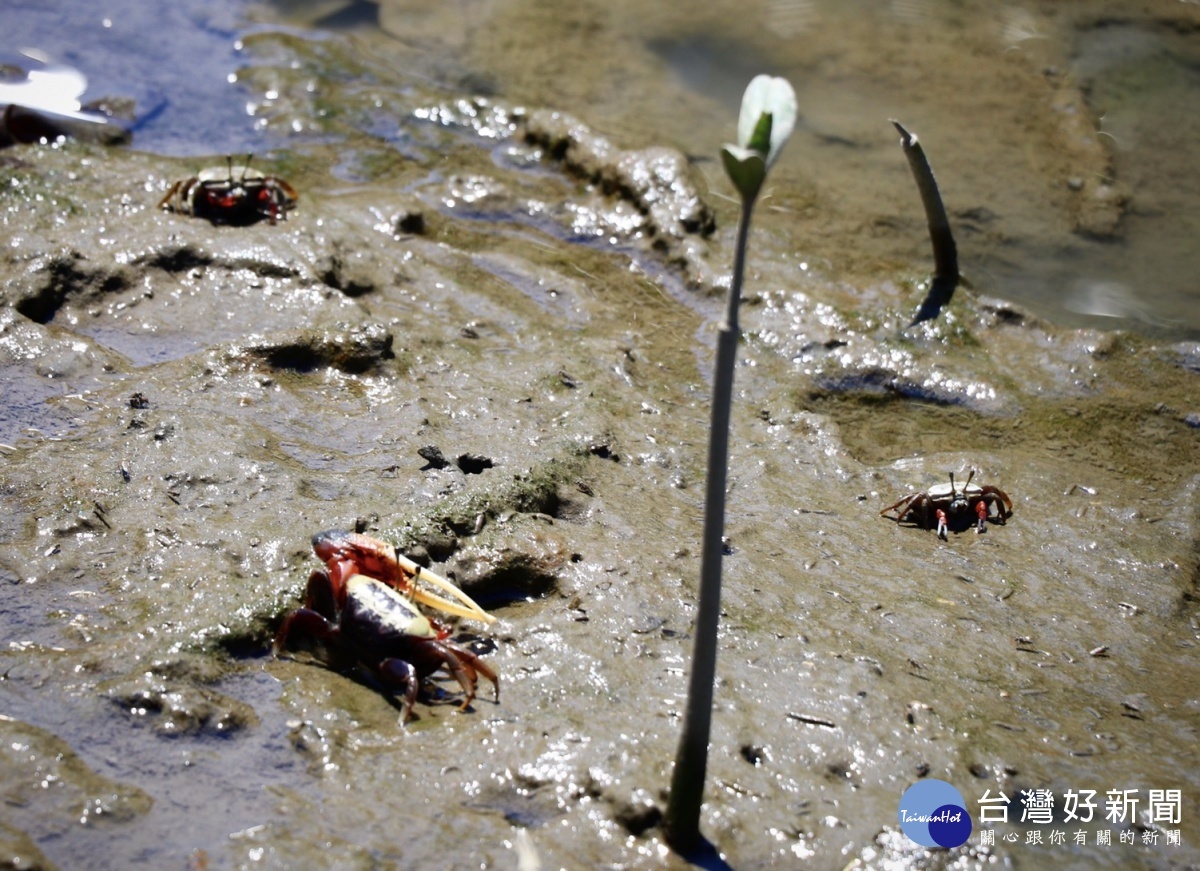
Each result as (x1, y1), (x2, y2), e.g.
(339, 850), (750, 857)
(898, 779), (972, 848)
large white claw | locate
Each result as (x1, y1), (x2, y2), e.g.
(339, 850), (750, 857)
(395, 552), (497, 625)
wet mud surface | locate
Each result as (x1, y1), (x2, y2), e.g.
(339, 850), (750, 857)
(2, 1), (1200, 868)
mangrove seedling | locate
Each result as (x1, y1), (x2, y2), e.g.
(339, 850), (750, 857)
(892, 120), (960, 325)
(664, 74), (797, 854)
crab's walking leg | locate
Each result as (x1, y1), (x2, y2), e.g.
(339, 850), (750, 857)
(880, 494), (919, 519)
(429, 645), (481, 712)
(272, 607), (339, 657)
(981, 487), (1013, 523)
(377, 658), (420, 724)
(448, 645), (500, 703)
(157, 180), (185, 212)
(305, 569), (339, 620)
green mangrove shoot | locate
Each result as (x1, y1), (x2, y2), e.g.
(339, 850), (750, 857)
(664, 74), (797, 854)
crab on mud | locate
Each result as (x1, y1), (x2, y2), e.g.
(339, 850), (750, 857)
(158, 156), (297, 225)
(273, 571), (499, 723)
(306, 529), (496, 631)
(273, 530), (499, 722)
(880, 470), (1012, 540)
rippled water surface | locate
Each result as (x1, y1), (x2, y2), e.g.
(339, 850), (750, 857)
(4, 0), (279, 156)
(6, 0), (1199, 333)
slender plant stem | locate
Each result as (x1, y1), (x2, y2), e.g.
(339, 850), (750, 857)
(664, 192), (756, 852)
(892, 120), (959, 324)
(892, 120), (955, 280)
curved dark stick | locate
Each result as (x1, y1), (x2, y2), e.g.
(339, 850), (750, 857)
(892, 120), (959, 325)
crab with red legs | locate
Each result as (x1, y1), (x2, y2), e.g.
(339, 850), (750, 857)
(880, 470), (1012, 541)
(273, 572), (499, 724)
(306, 529), (496, 632)
(158, 155), (297, 226)
(272, 530), (499, 723)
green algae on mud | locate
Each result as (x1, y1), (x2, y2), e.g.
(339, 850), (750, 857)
(793, 313), (1200, 493)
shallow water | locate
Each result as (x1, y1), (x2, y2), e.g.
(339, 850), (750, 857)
(7, 0), (1197, 332)
(4, 0), (279, 157)
(347, 0), (1200, 338)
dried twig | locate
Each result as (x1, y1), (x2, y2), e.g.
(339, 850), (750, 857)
(892, 120), (959, 324)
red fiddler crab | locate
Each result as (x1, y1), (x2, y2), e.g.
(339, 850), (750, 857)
(880, 470), (1012, 541)
(158, 155), (297, 225)
(273, 530), (499, 723)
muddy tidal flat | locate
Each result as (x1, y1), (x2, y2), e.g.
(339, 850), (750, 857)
(2, 1), (1200, 868)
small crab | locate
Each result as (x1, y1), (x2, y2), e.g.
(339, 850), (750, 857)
(158, 155), (297, 225)
(308, 529), (495, 631)
(273, 571), (499, 723)
(880, 470), (1012, 540)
